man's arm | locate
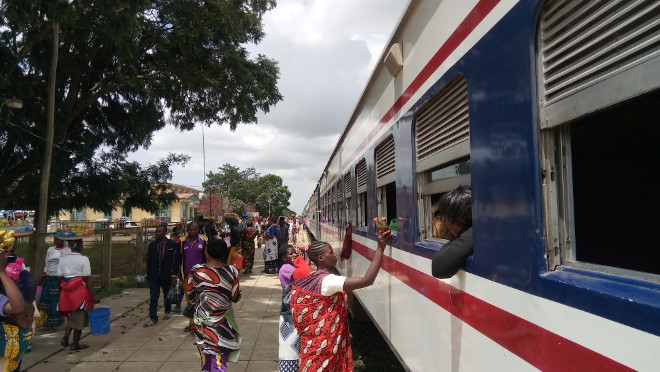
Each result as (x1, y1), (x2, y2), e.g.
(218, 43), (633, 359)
(431, 228), (473, 279)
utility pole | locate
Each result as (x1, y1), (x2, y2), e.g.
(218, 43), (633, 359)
(32, 21), (59, 278)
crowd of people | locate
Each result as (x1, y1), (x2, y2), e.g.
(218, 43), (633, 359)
(0, 185), (473, 372)
(0, 232), (100, 371)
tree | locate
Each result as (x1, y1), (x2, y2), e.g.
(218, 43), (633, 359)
(0, 0), (281, 274)
(0, 0), (281, 211)
(202, 164), (291, 217)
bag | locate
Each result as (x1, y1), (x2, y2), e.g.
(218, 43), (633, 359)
(166, 285), (180, 304)
(340, 223), (353, 260)
(264, 237), (278, 261)
(183, 302), (195, 318)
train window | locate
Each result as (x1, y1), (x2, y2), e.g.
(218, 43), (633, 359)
(376, 136), (396, 227)
(539, 0), (660, 278)
(413, 74), (470, 241)
(541, 90), (660, 277)
(331, 186), (336, 225)
(336, 182), (342, 226)
(356, 159), (368, 227)
(344, 172), (352, 225)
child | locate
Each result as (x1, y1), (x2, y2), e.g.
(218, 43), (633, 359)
(277, 244), (311, 372)
(0, 250), (32, 371)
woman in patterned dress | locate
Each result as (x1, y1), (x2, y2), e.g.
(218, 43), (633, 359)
(290, 229), (392, 372)
(187, 238), (242, 372)
(37, 236), (71, 331)
(239, 222), (256, 275)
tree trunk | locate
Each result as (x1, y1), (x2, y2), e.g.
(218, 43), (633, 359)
(30, 22), (59, 278)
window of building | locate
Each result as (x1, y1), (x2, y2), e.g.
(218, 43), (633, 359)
(157, 205), (171, 222)
(356, 159), (368, 227)
(71, 208), (87, 221)
(376, 135), (396, 227)
(414, 74), (471, 241)
(539, 0), (660, 278)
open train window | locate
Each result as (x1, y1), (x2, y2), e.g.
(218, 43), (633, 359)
(539, 0), (660, 279)
(376, 135), (397, 228)
(356, 159), (368, 228)
(413, 74), (470, 241)
(541, 90), (660, 277)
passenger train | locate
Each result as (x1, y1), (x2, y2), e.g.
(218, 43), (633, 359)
(302, 0), (660, 371)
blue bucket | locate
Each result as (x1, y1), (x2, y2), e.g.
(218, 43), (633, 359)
(88, 307), (111, 335)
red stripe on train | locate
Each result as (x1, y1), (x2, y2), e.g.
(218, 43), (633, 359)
(352, 241), (634, 371)
(342, 0), (501, 171)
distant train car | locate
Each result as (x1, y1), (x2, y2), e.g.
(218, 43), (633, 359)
(303, 0), (660, 371)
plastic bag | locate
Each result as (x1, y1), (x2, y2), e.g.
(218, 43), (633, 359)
(166, 285), (181, 304)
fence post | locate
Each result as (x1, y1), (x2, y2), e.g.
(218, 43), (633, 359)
(102, 228), (112, 289)
(135, 227), (144, 276)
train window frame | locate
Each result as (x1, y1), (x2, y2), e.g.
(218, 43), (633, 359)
(336, 181), (343, 227)
(540, 91), (660, 280)
(344, 171), (352, 226)
(413, 74), (470, 242)
(376, 135), (396, 228)
(538, 0), (660, 280)
(356, 159), (368, 228)
(416, 160), (471, 242)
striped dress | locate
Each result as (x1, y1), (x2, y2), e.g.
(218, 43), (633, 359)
(187, 264), (242, 356)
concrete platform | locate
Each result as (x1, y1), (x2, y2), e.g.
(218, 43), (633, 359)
(23, 240), (293, 371)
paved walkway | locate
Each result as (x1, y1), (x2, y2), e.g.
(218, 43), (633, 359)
(22, 233), (308, 372)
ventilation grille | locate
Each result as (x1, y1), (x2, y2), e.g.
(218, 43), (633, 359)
(375, 135), (395, 179)
(344, 172), (351, 196)
(541, 0), (660, 105)
(415, 75), (469, 162)
(356, 160), (367, 189)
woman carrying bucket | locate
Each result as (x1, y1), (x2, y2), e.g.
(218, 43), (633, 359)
(57, 239), (99, 350)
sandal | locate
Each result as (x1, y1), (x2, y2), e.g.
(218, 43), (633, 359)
(70, 344), (89, 351)
(60, 337), (69, 347)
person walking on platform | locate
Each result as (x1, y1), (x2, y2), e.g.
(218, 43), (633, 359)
(263, 217), (279, 274)
(144, 225), (177, 327)
(57, 239), (100, 351)
(240, 221), (257, 275)
(173, 222), (207, 331)
(187, 238), (242, 371)
(38, 234), (71, 332)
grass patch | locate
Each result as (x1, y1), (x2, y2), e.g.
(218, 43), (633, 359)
(13, 234), (148, 290)
(96, 276), (138, 299)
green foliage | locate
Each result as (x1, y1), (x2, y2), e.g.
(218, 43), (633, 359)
(0, 1), (282, 217)
(202, 163), (292, 217)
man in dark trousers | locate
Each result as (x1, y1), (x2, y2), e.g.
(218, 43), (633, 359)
(144, 224), (177, 326)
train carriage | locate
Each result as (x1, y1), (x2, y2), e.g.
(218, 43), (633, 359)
(303, 0), (660, 371)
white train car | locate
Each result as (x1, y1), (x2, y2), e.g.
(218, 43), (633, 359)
(304, 0), (660, 371)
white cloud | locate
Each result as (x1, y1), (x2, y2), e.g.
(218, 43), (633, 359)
(130, 0), (407, 213)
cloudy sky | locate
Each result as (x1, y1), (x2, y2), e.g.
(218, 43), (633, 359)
(130, 0), (408, 214)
